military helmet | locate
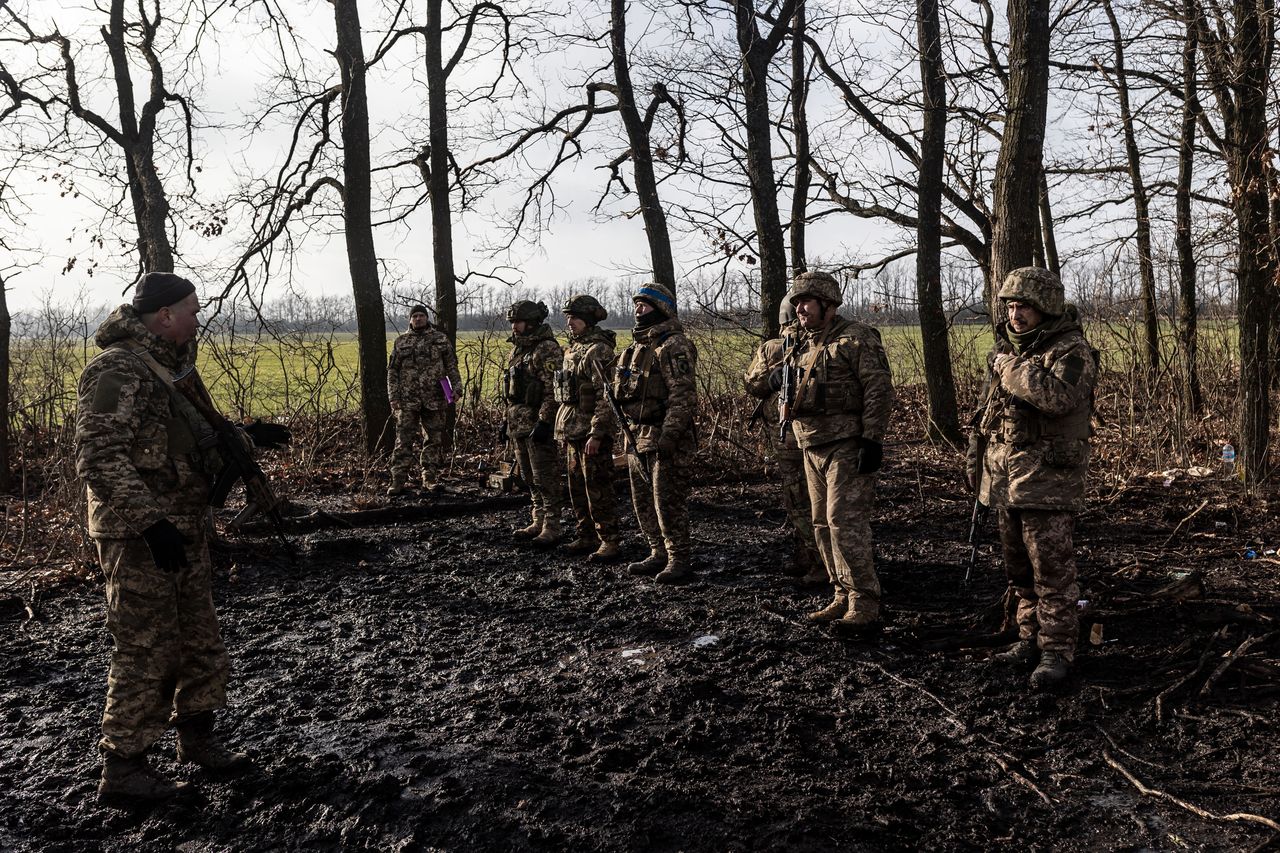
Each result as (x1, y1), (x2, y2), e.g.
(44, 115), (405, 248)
(562, 293), (608, 324)
(506, 299), (548, 324)
(997, 267), (1064, 316)
(787, 270), (843, 307)
(777, 297), (796, 326)
(633, 282), (677, 319)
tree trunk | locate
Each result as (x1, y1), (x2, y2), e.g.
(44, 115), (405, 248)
(789, 1), (810, 278)
(1176, 0), (1202, 414)
(1102, 0), (1159, 378)
(735, 0), (790, 339)
(424, 0), (458, 345)
(610, 0), (677, 294)
(334, 0), (392, 454)
(0, 274), (10, 492)
(988, 0), (1050, 313)
(915, 0), (961, 445)
(1038, 173), (1060, 277)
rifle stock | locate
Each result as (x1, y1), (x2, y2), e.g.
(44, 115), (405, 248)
(592, 359), (651, 486)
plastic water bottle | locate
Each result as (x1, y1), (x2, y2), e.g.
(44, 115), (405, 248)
(1222, 443), (1236, 477)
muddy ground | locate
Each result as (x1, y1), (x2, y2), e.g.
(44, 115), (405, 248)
(3, 452), (1280, 852)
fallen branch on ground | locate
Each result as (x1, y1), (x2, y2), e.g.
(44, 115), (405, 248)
(1103, 749), (1280, 832)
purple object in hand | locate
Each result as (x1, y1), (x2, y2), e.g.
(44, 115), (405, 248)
(440, 376), (456, 404)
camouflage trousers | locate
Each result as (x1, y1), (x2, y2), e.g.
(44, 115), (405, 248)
(778, 448), (822, 575)
(998, 508), (1080, 661)
(514, 433), (563, 519)
(564, 437), (619, 542)
(803, 438), (881, 617)
(629, 445), (692, 560)
(97, 534), (229, 758)
(391, 406), (447, 482)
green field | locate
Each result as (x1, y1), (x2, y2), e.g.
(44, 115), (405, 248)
(9, 321), (1241, 427)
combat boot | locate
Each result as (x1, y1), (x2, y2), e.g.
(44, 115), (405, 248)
(175, 711), (252, 775)
(531, 516), (562, 547)
(806, 593), (848, 623)
(587, 540), (621, 563)
(627, 548), (667, 577)
(564, 535), (601, 555)
(655, 556), (694, 585)
(831, 608), (881, 638)
(993, 639), (1039, 670)
(512, 510), (544, 541)
(97, 753), (187, 806)
(1029, 651), (1071, 692)
(386, 474), (408, 496)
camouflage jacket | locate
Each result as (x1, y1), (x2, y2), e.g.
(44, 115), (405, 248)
(613, 316), (698, 452)
(743, 323), (803, 457)
(75, 305), (219, 539)
(553, 325), (617, 443)
(783, 315), (895, 450)
(387, 325), (461, 411)
(504, 323), (562, 437)
(967, 308), (1097, 512)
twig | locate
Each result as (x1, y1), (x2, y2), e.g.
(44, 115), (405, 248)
(1103, 749), (1280, 832)
(1156, 626), (1228, 722)
(1162, 498), (1210, 549)
(989, 752), (1054, 806)
(1199, 632), (1277, 697)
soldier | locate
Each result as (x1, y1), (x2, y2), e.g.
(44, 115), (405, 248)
(743, 302), (825, 584)
(387, 304), (460, 495)
(781, 271), (896, 635)
(554, 294), (621, 562)
(504, 299), (565, 546)
(76, 272), (290, 805)
(967, 267), (1097, 692)
(615, 283), (699, 584)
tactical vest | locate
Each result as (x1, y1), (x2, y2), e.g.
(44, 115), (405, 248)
(613, 341), (669, 425)
(981, 347), (1094, 467)
(503, 350), (544, 408)
(553, 365), (596, 408)
(785, 332), (865, 417)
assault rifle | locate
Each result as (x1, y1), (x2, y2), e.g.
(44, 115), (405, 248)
(777, 331), (796, 441)
(592, 359), (651, 486)
(965, 497), (989, 585)
(171, 366), (296, 558)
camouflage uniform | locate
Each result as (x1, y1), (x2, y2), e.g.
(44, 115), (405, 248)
(75, 305), (229, 760)
(554, 301), (620, 550)
(504, 304), (565, 539)
(968, 268), (1097, 668)
(387, 321), (460, 487)
(614, 284), (699, 581)
(784, 273), (896, 627)
(743, 325), (824, 580)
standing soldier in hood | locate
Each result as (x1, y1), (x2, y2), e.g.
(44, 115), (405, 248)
(743, 301), (825, 584)
(76, 272), (289, 805)
(782, 271), (896, 636)
(554, 294), (622, 562)
(504, 299), (565, 546)
(968, 267), (1097, 692)
(616, 283), (699, 584)
(386, 304), (460, 495)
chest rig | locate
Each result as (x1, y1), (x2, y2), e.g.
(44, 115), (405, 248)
(613, 337), (671, 424)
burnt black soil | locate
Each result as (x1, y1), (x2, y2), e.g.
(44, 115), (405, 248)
(3, 457), (1280, 852)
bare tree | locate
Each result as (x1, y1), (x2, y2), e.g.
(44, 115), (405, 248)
(1175, 0), (1204, 413)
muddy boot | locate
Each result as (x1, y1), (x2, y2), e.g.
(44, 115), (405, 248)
(627, 548), (667, 577)
(97, 753), (187, 806)
(806, 593), (848, 624)
(531, 516), (562, 548)
(587, 539), (621, 564)
(1029, 651), (1071, 692)
(655, 556), (694, 585)
(831, 608), (882, 638)
(992, 639), (1039, 670)
(386, 474), (408, 497)
(564, 535), (601, 555)
(175, 711), (252, 775)
(512, 510), (544, 541)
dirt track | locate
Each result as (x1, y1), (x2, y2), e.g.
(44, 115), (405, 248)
(3, 458), (1279, 852)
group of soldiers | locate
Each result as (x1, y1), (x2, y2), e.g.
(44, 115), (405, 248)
(75, 264), (1095, 807)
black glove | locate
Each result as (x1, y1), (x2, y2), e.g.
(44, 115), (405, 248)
(530, 421), (554, 444)
(141, 519), (190, 573)
(856, 439), (883, 475)
(767, 365), (784, 392)
(244, 419), (292, 449)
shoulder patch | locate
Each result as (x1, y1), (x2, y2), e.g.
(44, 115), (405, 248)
(91, 371), (128, 413)
(672, 352), (692, 377)
(1060, 354), (1086, 385)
